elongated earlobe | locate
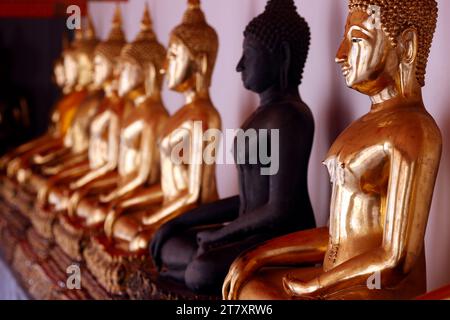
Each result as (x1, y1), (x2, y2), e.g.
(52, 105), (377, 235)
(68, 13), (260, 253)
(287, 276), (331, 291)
(399, 28), (418, 96)
(280, 41), (291, 91)
(196, 52), (209, 92)
(145, 63), (157, 97)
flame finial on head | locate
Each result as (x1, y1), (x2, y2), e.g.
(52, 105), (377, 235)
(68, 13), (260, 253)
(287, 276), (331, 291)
(135, 3), (155, 41)
(120, 3), (166, 88)
(84, 14), (96, 41)
(188, 0), (201, 9)
(94, 4), (126, 63)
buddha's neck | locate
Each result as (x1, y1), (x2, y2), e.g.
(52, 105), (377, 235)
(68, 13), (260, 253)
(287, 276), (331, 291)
(259, 85), (301, 107)
(103, 81), (118, 98)
(62, 85), (72, 95)
(370, 85), (424, 113)
(132, 86), (161, 107)
(184, 88), (210, 105)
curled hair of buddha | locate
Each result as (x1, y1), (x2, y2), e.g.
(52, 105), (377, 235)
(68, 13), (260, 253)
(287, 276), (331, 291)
(349, 0), (438, 87)
(95, 5), (126, 64)
(244, 0), (311, 86)
(170, 0), (219, 88)
(121, 4), (166, 88)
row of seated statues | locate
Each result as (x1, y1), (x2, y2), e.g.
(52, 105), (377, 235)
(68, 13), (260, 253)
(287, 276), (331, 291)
(0, 0), (447, 300)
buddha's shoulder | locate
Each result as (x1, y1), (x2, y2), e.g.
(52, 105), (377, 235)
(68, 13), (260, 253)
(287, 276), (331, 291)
(389, 108), (441, 139)
(176, 101), (221, 123)
(388, 108), (442, 158)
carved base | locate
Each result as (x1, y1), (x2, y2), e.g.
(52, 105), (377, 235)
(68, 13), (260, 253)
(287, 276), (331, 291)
(11, 239), (92, 300)
(0, 199), (29, 262)
(30, 206), (60, 240)
(26, 228), (53, 260)
(53, 215), (101, 262)
(84, 235), (150, 296)
(127, 269), (220, 300)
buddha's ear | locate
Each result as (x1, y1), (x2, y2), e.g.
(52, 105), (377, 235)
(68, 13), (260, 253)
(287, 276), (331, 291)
(280, 41), (291, 90)
(399, 27), (418, 65)
(398, 28), (418, 96)
(144, 62), (157, 96)
(195, 52), (209, 91)
(196, 52), (208, 76)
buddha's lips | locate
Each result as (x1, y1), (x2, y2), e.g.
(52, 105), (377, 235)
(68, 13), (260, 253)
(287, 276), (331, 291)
(341, 66), (352, 77)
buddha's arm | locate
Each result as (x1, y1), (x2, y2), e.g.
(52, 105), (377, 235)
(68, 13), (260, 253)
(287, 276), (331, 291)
(142, 121), (207, 226)
(223, 227), (329, 300)
(284, 142), (442, 297)
(0, 133), (53, 169)
(104, 184), (163, 238)
(166, 196), (240, 228)
(37, 161), (91, 206)
(200, 123), (310, 247)
(67, 173), (118, 217)
(32, 146), (71, 165)
(70, 113), (119, 189)
(6, 137), (64, 177)
(100, 125), (153, 203)
(40, 153), (88, 176)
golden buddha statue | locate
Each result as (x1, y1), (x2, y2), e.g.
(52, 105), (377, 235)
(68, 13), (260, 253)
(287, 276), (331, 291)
(223, 0), (442, 300)
(35, 8), (127, 211)
(31, 10), (126, 239)
(32, 15), (105, 177)
(4, 17), (101, 196)
(0, 29), (86, 179)
(53, 4), (168, 262)
(84, 0), (221, 294)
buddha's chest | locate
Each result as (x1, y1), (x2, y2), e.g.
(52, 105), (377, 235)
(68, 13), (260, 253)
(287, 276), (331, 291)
(119, 121), (145, 175)
(233, 109), (272, 167)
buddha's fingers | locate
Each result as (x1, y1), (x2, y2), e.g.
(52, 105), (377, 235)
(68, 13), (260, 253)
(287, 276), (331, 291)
(104, 207), (123, 239)
(282, 274), (318, 297)
(222, 271), (232, 299)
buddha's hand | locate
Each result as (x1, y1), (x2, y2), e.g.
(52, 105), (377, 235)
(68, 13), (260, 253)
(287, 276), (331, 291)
(222, 252), (258, 300)
(196, 230), (218, 255)
(100, 191), (116, 203)
(282, 274), (320, 297)
(6, 158), (21, 178)
(104, 205), (124, 239)
(150, 221), (182, 271)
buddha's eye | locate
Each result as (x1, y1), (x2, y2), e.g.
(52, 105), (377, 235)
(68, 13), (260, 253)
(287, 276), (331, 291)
(352, 38), (363, 44)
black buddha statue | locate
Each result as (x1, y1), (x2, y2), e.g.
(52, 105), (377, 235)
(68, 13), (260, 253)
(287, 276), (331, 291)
(150, 0), (316, 294)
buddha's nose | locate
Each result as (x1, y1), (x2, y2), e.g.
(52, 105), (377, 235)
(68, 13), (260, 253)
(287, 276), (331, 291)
(161, 59), (168, 75)
(335, 40), (349, 64)
(236, 56), (245, 72)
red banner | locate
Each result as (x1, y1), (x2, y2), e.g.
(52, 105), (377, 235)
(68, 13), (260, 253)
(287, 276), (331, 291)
(0, 0), (126, 18)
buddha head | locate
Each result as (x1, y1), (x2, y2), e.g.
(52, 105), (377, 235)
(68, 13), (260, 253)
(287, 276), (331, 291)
(63, 16), (99, 90)
(62, 28), (83, 90)
(93, 6), (126, 89)
(336, 0), (438, 97)
(118, 4), (166, 98)
(237, 0), (310, 94)
(53, 58), (66, 89)
(165, 0), (218, 94)
(52, 34), (69, 89)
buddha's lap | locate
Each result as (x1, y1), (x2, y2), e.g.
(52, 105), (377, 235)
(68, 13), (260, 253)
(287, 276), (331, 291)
(239, 266), (322, 300)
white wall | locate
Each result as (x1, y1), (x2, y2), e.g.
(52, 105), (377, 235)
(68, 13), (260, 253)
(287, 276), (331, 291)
(89, 0), (450, 292)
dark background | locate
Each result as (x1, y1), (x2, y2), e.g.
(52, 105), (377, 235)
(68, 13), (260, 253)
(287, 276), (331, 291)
(0, 18), (68, 152)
